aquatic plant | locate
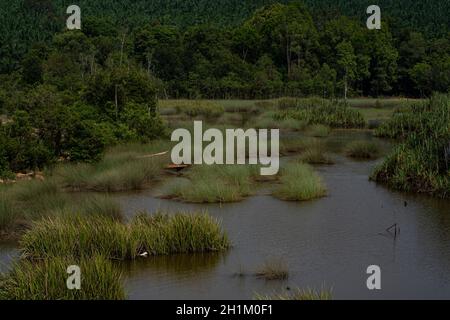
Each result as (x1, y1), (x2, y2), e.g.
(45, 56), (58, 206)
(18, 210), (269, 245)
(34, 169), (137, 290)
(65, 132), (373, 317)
(275, 100), (365, 129)
(345, 140), (381, 159)
(163, 100), (225, 119)
(372, 94), (450, 198)
(54, 141), (170, 192)
(0, 180), (122, 239)
(273, 163), (326, 201)
(0, 255), (125, 300)
(20, 211), (229, 260)
(300, 147), (334, 165)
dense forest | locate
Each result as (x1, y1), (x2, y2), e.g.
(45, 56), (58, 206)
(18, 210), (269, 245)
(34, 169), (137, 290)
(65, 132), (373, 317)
(1, 0), (449, 75)
(0, 1), (449, 177)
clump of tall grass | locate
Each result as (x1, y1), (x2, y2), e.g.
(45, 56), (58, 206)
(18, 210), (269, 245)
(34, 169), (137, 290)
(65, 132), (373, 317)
(0, 193), (16, 232)
(166, 165), (258, 203)
(254, 288), (332, 300)
(372, 94), (450, 198)
(21, 211), (229, 260)
(0, 179), (122, 239)
(300, 146), (334, 165)
(306, 124), (331, 137)
(254, 112), (306, 131)
(167, 100), (225, 118)
(0, 255), (125, 300)
(277, 97), (299, 110)
(54, 142), (170, 192)
(374, 101), (428, 139)
(346, 141), (381, 159)
(273, 163), (326, 201)
(275, 100), (365, 129)
(255, 260), (289, 280)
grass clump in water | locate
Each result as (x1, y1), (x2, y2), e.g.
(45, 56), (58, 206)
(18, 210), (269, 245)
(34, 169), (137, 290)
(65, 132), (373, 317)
(372, 94), (450, 198)
(273, 163), (326, 201)
(166, 165), (258, 203)
(254, 288), (332, 300)
(0, 255), (125, 300)
(255, 260), (289, 280)
(306, 124), (331, 137)
(346, 140), (381, 159)
(20, 211), (229, 260)
(300, 146), (334, 165)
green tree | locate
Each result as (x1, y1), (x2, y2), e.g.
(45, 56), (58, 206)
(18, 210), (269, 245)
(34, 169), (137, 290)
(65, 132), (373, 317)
(336, 41), (357, 100)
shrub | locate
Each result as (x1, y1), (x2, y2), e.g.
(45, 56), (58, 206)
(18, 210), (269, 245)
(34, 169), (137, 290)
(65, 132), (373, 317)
(165, 165), (258, 203)
(372, 94), (450, 197)
(0, 255), (125, 300)
(346, 141), (381, 159)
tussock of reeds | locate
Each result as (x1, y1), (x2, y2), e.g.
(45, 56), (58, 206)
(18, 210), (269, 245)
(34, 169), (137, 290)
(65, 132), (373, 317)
(0, 255), (124, 300)
(273, 163), (326, 201)
(20, 211), (229, 260)
(165, 165), (258, 203)
(345, 140), (381, 159)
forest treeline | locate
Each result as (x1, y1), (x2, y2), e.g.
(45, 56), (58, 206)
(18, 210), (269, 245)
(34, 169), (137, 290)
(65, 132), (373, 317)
(0, 1), (449, 177)
(1, 1), (449, 98)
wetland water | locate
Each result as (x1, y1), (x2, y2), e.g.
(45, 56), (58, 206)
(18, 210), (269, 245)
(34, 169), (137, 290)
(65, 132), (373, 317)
(117, 131), (450, 300)
(1, 131), (449, 299)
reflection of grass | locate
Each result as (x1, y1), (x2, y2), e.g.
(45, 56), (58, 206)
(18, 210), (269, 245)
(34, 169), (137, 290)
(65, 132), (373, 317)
(255, 260), (289, 280)
(274, 163), (326, 201)
(166, 165), (258, 203)
(346, 141), (381, 159)
(21, 211), (229, 260)
(0, 255), (125, 300)
(254, 288), (332, 300)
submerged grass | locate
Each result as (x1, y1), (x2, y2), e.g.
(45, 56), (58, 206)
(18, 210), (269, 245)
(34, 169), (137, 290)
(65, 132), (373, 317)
(0, 255), (125, 300)
(300, 147), (334, 165)
(20, 211), (229, 260)
(273, 163), (326, 201)
(345, 141), (382, 159)
(254, 288), (332, 300)
(372, 94), (450, 197)
(255, 260), (289, 280)
(166, 165), (259, 203)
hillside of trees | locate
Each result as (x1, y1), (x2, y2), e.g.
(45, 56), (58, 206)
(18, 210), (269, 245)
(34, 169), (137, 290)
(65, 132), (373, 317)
(1, 0), (449, 73)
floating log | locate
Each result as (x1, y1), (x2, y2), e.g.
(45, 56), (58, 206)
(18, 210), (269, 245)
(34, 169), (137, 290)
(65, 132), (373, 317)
(138, 151), (169, 159)
(165, 164), (190, 172)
